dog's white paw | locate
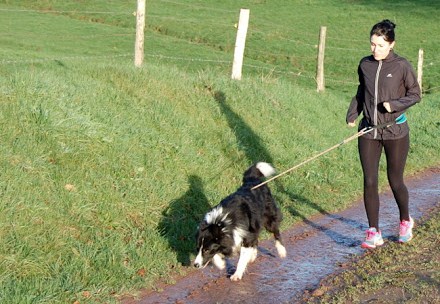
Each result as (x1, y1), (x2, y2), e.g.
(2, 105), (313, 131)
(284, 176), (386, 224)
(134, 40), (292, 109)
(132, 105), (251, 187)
(230, 272), (243, 281)
(275, 240), (287, 258)
(250, 247), (258, 263)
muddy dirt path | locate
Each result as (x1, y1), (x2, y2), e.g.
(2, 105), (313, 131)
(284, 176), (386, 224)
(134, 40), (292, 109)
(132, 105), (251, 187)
(126, 167), (440, 304)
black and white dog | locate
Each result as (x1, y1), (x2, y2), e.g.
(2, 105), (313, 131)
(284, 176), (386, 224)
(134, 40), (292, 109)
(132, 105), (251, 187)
(194, 162), (287, 281)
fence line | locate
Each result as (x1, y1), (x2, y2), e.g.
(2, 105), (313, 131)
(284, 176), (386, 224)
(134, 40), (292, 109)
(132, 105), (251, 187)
(0, 7), (377, 45)
(0, 52), (334, 82)
(1, 49), (435, 85)
(146, 14), (236, 28)
(0, 8), (130, 15)
(248, 50), (317, 61)
(268, 37), (318, 49)
(0, 8), (437, 61)
(425, 60), (440, 67)
(0, 32), (134, 39)
(243, 64), (316, 79)
(146, 54), (230, 64)
(1, 5), (438, 92)
(0, 54), (132, 65)
(157, 0), (237, 13)
(423, 86), (440, 93)
(0, 49), (434, 91)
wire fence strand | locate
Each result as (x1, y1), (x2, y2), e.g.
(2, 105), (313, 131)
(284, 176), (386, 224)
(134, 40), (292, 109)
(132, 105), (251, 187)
(0, 4), (438, 92)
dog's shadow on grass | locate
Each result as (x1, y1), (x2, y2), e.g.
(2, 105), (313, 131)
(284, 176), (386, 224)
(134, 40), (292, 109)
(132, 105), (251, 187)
(158, 175), (211, 266)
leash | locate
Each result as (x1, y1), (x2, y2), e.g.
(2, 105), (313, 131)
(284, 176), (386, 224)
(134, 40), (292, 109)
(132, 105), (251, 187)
(251, 114), (406, 190)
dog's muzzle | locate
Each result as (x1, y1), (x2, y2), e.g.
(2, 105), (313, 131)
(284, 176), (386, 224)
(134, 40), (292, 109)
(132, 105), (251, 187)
(194, 250), (209, 269)
(194, 260), (209, 269)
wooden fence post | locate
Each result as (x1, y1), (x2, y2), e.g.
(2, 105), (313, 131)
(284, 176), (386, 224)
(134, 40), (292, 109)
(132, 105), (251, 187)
(231, 9), (250, 80)
(134, 0), (146, 67)
(316, 26), (327, 92)
(417, 48), (424, 96)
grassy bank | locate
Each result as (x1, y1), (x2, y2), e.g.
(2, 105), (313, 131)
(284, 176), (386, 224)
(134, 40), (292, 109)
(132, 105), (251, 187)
(0, 1), (439, 302)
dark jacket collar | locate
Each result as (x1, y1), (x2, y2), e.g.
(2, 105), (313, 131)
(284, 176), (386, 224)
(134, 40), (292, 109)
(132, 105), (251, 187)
(363, 50), (398, 63)
(382, 50), (397, 62)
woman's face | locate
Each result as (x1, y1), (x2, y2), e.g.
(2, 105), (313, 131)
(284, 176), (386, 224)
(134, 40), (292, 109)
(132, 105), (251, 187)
(370, 34), (395, 60)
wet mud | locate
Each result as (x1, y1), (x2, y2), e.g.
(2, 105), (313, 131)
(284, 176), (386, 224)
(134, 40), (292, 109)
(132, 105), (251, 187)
(126, 167), (440, 304)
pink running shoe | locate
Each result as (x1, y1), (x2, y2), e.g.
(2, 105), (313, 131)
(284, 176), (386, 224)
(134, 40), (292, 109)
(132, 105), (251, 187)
(399, 217), (414, 243)
(361, 227), (384, 249)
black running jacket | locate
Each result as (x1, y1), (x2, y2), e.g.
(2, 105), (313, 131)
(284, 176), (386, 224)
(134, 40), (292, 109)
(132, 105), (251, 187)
(346, 50), (421, 140)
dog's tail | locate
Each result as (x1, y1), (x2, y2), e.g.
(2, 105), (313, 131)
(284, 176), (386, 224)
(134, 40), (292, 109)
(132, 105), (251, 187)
(256, 162), (276, 177)
(243, 162), (276, 182)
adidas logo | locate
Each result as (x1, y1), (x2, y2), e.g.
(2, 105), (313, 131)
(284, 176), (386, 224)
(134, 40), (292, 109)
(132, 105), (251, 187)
(386, 73), (393, 77)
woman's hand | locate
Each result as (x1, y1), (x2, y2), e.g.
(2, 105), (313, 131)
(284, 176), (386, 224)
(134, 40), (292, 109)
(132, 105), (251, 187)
(383, 102), (392, 112)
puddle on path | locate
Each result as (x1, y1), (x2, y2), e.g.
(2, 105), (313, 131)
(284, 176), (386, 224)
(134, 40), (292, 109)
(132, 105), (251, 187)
(126, 167), (440, 304)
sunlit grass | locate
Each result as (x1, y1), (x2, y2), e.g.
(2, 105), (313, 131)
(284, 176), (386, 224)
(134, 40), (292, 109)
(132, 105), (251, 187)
(0, 0), (439, 302)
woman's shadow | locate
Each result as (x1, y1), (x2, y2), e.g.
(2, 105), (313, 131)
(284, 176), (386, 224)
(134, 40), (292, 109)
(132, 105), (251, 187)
(158, 175), (211, 266)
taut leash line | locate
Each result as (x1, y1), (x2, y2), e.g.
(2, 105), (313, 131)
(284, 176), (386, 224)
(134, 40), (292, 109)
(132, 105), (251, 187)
(251, 117), (404, 190)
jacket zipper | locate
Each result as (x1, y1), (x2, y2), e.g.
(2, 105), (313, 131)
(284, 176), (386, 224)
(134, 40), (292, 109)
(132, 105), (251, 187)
(374, 60), (382, 139)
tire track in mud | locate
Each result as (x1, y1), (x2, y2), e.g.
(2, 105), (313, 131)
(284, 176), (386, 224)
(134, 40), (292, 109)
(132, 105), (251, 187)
(125, 167), (440, 304)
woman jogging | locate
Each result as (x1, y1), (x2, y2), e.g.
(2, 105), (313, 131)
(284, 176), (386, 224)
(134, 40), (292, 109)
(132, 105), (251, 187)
(346, 19), (421, 249)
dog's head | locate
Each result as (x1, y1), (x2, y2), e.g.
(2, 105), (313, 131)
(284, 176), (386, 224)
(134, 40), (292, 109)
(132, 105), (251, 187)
(193, 221), (223, 268)
(194, 207), (232, 269)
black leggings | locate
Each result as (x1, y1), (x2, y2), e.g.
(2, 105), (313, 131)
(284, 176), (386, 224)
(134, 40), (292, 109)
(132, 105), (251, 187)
(358, 134), (410, 230)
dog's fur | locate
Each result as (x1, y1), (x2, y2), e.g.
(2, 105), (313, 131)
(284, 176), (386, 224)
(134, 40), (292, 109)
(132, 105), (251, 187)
(194, 162), (287, 281)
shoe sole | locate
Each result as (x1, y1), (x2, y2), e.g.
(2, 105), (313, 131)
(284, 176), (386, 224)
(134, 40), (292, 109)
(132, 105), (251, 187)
(361, 243), (376, 249)
(398, 235), (413, 243)
(361, 240), (384, 249)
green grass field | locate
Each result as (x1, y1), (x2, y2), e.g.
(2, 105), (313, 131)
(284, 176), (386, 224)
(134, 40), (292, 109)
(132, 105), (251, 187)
(1, 0), (439, 302)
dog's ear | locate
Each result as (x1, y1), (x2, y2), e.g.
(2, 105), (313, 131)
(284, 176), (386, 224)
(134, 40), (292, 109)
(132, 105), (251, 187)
(198, 220), (224, 233)
(195, 221), (207, 239)
(211, 221), (225, 235)
(199, 220), (209, 231)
